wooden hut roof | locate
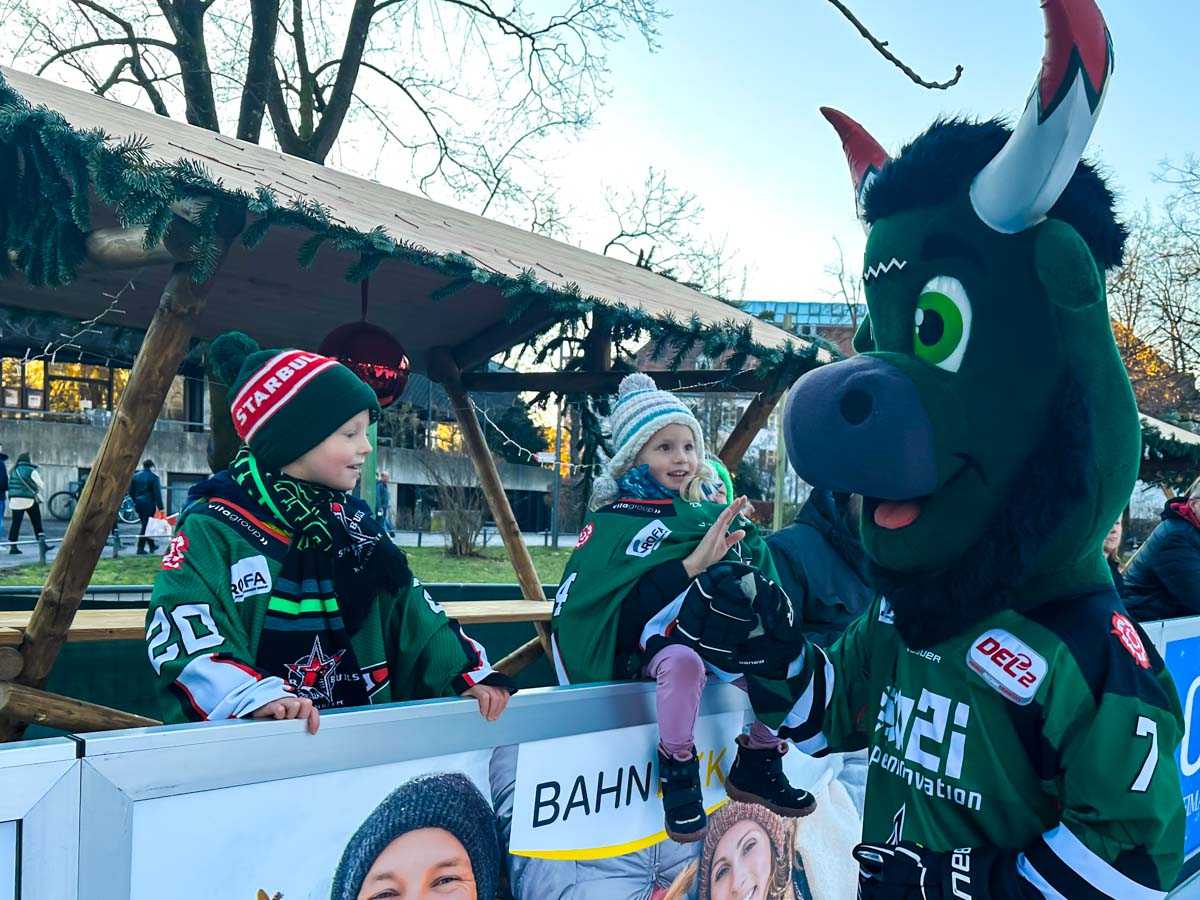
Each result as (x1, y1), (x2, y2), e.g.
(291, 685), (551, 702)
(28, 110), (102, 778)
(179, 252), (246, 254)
(0, 66), (829, 378)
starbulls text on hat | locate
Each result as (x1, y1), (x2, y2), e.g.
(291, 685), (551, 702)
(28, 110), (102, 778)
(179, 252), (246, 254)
(232, 350), (337, 441)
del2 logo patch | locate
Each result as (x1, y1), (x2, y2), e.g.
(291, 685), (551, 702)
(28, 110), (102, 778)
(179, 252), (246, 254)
(966, 628), (1046, 705)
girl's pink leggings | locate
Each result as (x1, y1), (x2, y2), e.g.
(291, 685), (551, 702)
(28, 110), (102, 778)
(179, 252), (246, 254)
(643, 643), (782, 761)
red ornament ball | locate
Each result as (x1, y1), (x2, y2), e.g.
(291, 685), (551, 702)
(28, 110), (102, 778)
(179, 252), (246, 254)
(319, 321), (410, 408)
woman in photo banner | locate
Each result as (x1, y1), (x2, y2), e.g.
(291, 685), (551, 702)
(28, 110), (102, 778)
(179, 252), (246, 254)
(331, 772), (501, 900)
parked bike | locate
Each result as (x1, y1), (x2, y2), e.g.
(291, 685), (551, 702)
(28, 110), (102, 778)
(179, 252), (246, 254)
(48, 479), (141, 525)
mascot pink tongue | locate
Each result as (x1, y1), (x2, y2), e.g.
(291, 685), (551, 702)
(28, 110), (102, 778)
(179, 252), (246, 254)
(873, 501), (920, 530)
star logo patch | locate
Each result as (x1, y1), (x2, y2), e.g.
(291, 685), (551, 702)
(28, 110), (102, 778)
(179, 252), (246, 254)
(285, 636), (347, 702)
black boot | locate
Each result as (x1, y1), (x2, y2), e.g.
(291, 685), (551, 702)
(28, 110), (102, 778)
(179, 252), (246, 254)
(658, 746), (707, 843)
(726, 734), (816, 817)
(7, 544), (20, 555)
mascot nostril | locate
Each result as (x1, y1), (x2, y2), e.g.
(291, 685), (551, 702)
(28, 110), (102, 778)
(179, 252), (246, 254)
(839, 388), (873, 425)
(769, 1), (1186, 894)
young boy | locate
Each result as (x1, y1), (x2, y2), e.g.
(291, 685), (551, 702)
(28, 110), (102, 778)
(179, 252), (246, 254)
(145, 333), (514, 733)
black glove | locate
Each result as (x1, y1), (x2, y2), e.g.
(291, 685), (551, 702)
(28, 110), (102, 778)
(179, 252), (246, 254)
(749, 573), (800, 641)
(718, 570), (803, 677)
(672, 563), (759, 663)
(855, 842), (1010, 900)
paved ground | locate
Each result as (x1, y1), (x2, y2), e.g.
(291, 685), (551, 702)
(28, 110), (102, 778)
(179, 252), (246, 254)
(0, 515), (577, 569)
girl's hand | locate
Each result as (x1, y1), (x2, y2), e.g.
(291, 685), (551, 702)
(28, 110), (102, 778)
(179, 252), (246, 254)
(250, 696), (320, 734)
(463, 683), (511, 721)
(682, 496), (750, 579)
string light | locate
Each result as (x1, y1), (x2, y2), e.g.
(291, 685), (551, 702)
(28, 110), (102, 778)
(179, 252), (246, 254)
(468, 369), (760, 476)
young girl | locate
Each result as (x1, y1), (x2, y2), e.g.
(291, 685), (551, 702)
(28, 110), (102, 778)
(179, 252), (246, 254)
(551, 373), (813, 843)
(145, 332), (514, 733)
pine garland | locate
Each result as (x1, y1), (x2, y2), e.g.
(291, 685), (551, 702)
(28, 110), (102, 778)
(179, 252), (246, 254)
(1141, 421), (1200, 491)
(0, 70), (833, 381)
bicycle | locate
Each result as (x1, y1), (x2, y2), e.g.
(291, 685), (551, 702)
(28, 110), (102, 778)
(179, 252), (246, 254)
(48, 480), (141, 525)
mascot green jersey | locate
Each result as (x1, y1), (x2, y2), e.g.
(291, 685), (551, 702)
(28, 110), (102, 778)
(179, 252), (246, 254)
(778, 1), (1186, 897)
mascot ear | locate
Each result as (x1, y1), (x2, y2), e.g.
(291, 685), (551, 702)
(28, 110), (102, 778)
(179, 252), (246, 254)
(1034, 219), (1103, 311)
(852, 315), (874, 353)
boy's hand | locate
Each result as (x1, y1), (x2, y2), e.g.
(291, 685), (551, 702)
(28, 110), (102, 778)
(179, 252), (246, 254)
(249, 696), (320, 734)
(683, 496), (750, 578)
(463, 683), (511, 721)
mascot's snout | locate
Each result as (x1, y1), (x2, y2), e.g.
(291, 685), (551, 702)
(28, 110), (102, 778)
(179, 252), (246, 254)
(783, 355), (937, 503)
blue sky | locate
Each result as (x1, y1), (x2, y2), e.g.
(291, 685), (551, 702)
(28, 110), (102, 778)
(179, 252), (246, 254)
(534, 0), (1200, 299)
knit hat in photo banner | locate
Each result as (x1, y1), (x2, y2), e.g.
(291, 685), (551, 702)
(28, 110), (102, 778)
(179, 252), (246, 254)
(606, 372), (706, 478)
(330, 772), (501, 900)
(210, 331), (380, 472)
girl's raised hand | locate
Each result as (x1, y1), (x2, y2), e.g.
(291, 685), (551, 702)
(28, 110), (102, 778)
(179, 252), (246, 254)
(682, 496), (750, 579)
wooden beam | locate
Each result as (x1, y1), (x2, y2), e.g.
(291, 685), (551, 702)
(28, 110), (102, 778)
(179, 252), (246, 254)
(0, 648), (22, 682)
(460, 369), (780, 394)
(719, 389), (786, 471)
(0, 683), (159, 732)
(450, 304), (560, 372)
(494, 635), (544, 677)
(0, 252), (233, 743)
(428, 347), (553, 658)
(584, 310), (613, 372)
(83, 215), (199, 270)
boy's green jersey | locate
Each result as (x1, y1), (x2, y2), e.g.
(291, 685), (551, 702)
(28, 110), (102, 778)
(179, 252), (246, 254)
(766, 591), (1185, 896)
(146, 492), (498, 723)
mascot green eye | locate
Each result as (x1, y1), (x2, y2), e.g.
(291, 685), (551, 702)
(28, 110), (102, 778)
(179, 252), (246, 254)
(913, 275), (972, 372)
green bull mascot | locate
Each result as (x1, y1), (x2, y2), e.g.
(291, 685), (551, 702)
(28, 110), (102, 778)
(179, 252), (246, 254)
(774, 1), (1186, 896)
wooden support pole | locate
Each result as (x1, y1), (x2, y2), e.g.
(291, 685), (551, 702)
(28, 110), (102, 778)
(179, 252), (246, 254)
(0, 683), (159, 732)
(0, 248), (234, 743)
(718, 389), (786, 471)
(428, 348), (553, 659)
(0, 648), (22, 682)
(494, 635), (545, 678)
(584, 310), (614, 372)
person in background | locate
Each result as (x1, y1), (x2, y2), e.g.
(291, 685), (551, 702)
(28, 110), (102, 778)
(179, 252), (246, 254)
(766, 490), (872, 648)
(0, 443), (8, 524)
(6, 452), (44, 555)
(1103, 516), (1125, 596)
(129, 459), (165, 555)
(376, 471), (394, 536)
(1124, 478), (1200, 620)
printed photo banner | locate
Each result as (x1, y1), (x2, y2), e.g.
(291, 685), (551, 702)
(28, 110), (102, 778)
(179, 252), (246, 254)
(127, 749), (493, 900)
(509, 711), (744, 860)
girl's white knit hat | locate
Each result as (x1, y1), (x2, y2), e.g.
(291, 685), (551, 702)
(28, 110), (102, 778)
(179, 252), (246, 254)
(605, 372), (706, 478)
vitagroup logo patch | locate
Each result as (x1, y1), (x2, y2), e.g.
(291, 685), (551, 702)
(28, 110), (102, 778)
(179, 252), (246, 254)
(626, 520), (671, 557)
(967, 628), (1046, 705)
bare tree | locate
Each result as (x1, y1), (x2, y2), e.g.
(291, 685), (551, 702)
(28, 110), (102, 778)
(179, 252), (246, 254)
(824, 236), (864, 331)
(1, 0), (664, 213)
(417, 450), (485, 557)
(1107, 202), (1200, 420)
(600, 167), (747, 300)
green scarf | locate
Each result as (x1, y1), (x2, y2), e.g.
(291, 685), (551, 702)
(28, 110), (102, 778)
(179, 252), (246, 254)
(551, 495), (780, 684)
(226, 449), (413, 709)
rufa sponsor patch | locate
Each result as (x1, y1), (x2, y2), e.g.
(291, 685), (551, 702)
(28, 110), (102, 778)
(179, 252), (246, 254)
(229, 555), (272, 603)
(626, 519), (671, 557)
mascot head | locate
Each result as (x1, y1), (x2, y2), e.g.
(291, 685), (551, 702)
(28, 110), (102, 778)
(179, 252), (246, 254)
(784, 0), (1138, 646)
